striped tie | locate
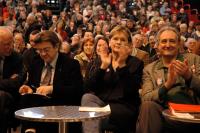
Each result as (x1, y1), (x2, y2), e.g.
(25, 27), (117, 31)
(41, 63), (52, 85)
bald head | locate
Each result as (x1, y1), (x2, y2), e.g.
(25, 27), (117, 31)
(0, 27), (13, 38)
(0, 27), (13, 56)
(132, 34), (143, 48)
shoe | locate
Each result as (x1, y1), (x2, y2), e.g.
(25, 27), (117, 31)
(25, 128), (36, 133)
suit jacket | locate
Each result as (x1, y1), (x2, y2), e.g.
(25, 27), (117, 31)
(27, 52), (83, 105)
(131, 48), (150, 66)
(22, 47), (38, 72)
(141, 53), (200, 104)
(0, 51), (24, 97)
(141, 43), (156, 57)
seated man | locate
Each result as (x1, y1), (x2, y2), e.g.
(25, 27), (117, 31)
(82, 25), (144, 133)
(0, 27), (24, 133)
(19, 30), (83, 133)
(136, 25), (200, 133)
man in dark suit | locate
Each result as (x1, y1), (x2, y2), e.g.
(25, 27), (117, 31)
(22, 30), (40, 72)
(0, 27), (24, 133)
(19, 30), (83, 133)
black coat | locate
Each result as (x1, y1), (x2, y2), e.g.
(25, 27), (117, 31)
(26, 52), (83, 105)
(85, 55), (144, 130)
(0, 51), (24, 97)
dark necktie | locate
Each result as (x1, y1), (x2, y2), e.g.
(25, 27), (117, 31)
(41, 63), (52, 85)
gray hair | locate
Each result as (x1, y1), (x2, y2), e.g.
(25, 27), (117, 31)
(185, 38), (197, 47)
(156, 25), (180, 44)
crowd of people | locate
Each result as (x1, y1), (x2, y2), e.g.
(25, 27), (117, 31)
(0, 0), (200, 133)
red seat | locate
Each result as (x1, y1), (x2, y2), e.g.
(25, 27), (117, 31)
(184, 4), (191, 15)
(189, 14), (198, 23)
(198, 14), (200, 22)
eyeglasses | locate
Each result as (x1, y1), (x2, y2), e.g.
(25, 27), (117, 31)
(36, 47), (52, 54)
(159, 39), (177, 44)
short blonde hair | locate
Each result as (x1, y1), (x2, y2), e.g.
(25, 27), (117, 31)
(109, 25), (132, 44)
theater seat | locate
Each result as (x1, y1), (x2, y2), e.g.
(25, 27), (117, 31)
(184, 4), (191, 15)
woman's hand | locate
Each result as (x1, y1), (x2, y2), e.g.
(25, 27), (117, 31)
(100, 52), (112, 70)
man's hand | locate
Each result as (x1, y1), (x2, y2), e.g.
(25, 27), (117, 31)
(172, 59), (192, 80)
(164, 63), (178, 90)
(36, 86), (53, 96)
(10, 74), (18, 79)
(19, 85), (33, 95)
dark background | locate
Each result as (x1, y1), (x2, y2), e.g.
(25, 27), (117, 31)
(185, 0), (200, 11)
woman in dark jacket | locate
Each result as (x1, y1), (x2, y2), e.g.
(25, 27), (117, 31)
(82, 25), (144, 133)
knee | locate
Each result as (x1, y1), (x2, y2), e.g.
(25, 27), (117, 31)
(0, 90), (13, 102)
(140, 101), (163, 114)
(0, 90), (13, 110)
(81, 93), (96, 106)
(0, 90), (10, 97)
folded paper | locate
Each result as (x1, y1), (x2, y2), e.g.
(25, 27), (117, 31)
(79, 105), (111, 112)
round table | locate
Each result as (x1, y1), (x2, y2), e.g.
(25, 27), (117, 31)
(15, 106), (111, 133)
(162, 109), (200, 124)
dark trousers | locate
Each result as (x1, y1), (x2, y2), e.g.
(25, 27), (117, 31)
(0, 90), (15, 133)
(19, 94), (82, 133)
(136, 101), (200, 133)
(82, 93), (138, 133)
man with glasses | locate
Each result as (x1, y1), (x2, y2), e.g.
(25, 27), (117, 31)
(136, 25), (200, 133)
(19, 30), (83, 133)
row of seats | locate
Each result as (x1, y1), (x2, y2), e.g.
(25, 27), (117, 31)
(170, 0), (200, 23)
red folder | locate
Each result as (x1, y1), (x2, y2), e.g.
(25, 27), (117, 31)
(168, 102), (200, 113)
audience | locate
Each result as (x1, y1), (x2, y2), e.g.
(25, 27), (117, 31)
(0, 0), (199, 132)
(85, 35), (110, 85)
(74, 38), (94, 78)
(132, 34), (150, 66)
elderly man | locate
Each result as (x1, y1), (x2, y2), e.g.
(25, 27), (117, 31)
(0, 27), (24, 133)
(132, 34), (150, 66)
(186, 38), (200, 55)
(136, 25), (200, 133)
(14, 32), (26, 54)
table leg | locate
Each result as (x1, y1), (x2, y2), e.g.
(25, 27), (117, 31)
(59, 122), (68, 133)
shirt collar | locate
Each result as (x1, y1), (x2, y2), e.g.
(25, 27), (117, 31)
(157, 59), (166, 70)
(157, 53), (183, 70)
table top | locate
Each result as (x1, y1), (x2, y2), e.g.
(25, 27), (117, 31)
(162, 109), (200, 124)
(15, 106), (111, 123)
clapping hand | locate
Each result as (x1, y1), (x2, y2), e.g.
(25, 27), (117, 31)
(100, 51), (112, 70)
(165, 63), (178, 90)
(172, 59), (192, 80)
